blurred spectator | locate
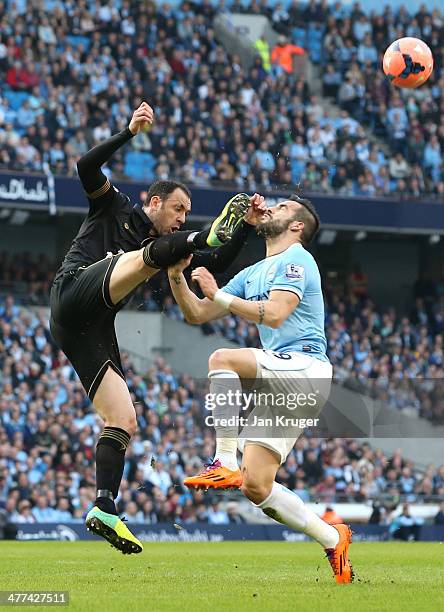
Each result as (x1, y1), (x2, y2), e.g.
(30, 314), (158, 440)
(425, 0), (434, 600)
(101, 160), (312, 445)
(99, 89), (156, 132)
(368, 502), (384, 524)
(253, 35), (271, 72)
(32, 495), (58, 523)
(271, 35), (305, 73)
(389, 154), (410, 180)
(226, 502), (245, 524)
(0, 507), (17, 540)
(389, 503), (423, 541)
(207, 501), (229, 525)
(434, 501), (444, 525)
(9, 500), (36, 524)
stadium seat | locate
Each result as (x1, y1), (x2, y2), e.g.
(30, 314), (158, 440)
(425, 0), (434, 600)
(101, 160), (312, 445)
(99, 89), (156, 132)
(66, 35), (91, 52)
(3, 91), (30, 111)
(157, 0), (182, 7)
(291, 159), (306, 183)
(124, 151), (156, 182)
(309, 46), (322, 63)
(307, 25), (324, 42)
(292, 27), (307, 47)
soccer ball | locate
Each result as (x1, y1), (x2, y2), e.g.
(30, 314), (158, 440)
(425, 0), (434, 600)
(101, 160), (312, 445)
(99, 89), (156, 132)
(382, 37), (433, 89)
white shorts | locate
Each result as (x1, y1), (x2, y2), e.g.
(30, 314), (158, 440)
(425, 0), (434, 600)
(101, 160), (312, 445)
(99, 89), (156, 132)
(238, 349), (333, 464)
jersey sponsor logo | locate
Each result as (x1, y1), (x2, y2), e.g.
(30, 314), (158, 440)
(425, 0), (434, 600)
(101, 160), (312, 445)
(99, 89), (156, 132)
(286, 264), (304, 279)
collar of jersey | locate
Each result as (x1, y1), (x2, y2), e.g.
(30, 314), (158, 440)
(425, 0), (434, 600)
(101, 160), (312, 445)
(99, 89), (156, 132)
(267, 242), (303, 259)
(131, 205), (157, 237)
(132, 204), (151, 225)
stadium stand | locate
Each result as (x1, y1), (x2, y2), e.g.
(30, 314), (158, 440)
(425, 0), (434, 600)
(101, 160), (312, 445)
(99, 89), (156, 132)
(0, 1), (443, 197)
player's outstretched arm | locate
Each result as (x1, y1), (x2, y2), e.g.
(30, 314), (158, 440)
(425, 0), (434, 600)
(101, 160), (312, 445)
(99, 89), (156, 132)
(77, 102), (154, 198)
(192, 267), (300, 328)
(167, 257), (226, 324)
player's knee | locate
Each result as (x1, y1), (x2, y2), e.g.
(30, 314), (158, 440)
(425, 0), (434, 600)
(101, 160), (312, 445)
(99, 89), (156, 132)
(135, 249), (149, 272)
(117, 413), (138, 437)
(127, 414), (138, 436)
(208, 349), (231, 371)
(130, 249), (151, 276)
(241, 477), (271, 505)
(114, 249), (145, 273)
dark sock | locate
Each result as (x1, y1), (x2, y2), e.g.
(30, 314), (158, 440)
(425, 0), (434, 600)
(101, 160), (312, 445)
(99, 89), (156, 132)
(191, 228), (210, 249)
(143, 229), (211, 269)
(95, 494), (117, 515)
(95, 426), (131, 515)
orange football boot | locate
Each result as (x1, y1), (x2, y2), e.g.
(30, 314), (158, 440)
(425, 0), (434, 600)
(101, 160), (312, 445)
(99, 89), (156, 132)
(183, 459), (242, 490)
(325, 524), (354, 584)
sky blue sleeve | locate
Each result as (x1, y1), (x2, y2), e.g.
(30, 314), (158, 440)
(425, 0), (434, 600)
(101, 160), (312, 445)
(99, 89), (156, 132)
(270, 249), (307, 300)
(221, 268), (246, 299)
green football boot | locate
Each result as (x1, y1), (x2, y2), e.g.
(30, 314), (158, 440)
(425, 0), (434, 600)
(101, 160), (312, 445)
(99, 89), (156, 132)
(86, 506), (143, 555)
(206, 193), (251, 247)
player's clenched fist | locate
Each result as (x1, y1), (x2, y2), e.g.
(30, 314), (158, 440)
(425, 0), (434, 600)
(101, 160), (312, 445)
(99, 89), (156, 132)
(191, 267), (219, 300)
(128, 102), (154, 135)
(244, 193), (268, 226)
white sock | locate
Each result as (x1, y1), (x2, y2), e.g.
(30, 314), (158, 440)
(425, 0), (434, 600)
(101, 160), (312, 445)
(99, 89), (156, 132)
(257, 482), (339, 549)
(208, 369), (242, 471)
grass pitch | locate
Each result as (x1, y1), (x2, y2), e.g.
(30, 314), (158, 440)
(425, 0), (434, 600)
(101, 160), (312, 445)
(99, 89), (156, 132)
(1, 541), (443, 611)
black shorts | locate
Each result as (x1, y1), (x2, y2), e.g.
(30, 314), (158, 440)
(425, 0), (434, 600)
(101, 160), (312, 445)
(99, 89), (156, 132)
(50, 255), (126, 400)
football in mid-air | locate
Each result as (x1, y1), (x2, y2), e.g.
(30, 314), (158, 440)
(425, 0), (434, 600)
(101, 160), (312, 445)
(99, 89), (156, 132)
(382, 37), (433, 88)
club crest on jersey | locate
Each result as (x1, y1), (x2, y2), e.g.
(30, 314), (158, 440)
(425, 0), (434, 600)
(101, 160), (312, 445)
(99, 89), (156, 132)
(286, 264), (304, 279)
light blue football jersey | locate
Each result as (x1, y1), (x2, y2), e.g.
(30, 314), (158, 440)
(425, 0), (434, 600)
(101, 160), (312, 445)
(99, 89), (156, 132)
(222, 243), (328, 361)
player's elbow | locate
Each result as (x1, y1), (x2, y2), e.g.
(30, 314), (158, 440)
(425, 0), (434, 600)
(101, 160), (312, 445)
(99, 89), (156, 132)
(184, 310), (204, 325)
(265, 301), (294, 328)
(76, 156), (92, 188)
(267, 317), (283, 329)
(266, 310), (286, 329)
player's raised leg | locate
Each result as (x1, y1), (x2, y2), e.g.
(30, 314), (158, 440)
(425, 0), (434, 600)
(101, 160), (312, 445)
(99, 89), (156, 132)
(107, 193), (252, 306)
(241, 443), (353, 584)
(184, 348), (256, 490)
(85, 367), (143, 554)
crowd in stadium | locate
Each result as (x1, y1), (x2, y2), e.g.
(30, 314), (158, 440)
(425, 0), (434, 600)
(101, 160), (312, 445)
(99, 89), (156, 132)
(1, 285), (444, 525)
(0, 0), (443, 198)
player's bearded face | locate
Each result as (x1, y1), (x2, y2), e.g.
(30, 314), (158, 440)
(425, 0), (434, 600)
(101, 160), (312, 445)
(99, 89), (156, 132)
(256, 216), (292, 238)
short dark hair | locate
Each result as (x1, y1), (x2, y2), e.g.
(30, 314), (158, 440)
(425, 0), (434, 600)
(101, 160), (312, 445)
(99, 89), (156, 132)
(146, 180), (191, 204)
(289, 193), (320, 246)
